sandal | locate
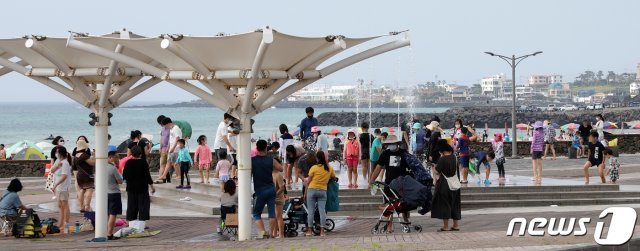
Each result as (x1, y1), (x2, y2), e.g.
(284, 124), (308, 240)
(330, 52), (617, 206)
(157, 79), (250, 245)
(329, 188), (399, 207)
(437, 228), (450, 232)
(450, 228), (460, 231)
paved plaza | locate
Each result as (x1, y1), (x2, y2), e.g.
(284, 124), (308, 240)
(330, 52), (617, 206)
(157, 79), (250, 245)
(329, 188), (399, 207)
(1, 155), (640, 250)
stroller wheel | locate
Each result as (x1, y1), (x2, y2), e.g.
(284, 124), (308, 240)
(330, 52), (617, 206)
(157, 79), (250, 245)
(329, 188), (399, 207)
(402, 225), (411, 233)
(324, 219), (335, 232)
(414, 225), (423, 232)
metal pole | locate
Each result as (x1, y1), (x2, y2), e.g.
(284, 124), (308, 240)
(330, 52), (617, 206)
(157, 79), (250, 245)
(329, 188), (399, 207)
(237, 114), (253, 241)
(511, 56), (518, 158)
(93, 107), (109, 240)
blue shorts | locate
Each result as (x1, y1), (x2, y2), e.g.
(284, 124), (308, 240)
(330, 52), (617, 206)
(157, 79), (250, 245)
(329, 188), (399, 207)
(459, 156), (470, 168)
(252, 186), (276, 220)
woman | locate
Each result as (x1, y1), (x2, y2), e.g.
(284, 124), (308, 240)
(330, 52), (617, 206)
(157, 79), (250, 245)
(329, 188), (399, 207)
(594, 114), (605, 142)
(72, 136), (91, 157)
(51, 147), (72, 231)
(0, 179), (28, 235)
(127, 130), (151, 160)
(49, 136), (66, 166)
(74, 139), (95, 212)
(304, 151), (336, 237)
(543, 120), (557, 160)
(122, 146), (155, 227)
(431, 139), (461, 231)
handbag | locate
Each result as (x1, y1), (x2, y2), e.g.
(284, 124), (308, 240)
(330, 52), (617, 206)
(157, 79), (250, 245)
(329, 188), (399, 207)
(443, 158), (461, 191)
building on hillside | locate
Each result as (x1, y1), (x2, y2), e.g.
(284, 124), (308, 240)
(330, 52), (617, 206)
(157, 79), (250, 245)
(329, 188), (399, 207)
(548, 83), (571, 99)
(451, 88), (470, 102)
(631, 82), (639, 98)
(529, 74), (562, 94)
(480, 74), (509, 98)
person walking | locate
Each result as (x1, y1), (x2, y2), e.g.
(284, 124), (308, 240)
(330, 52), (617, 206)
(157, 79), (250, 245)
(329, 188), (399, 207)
(583, 132), (606, 184)
(175, 139), (193, 189)
(531, 121), (545, 184)
(73, 140), (95, 212)
(51, 147), (72, 231)
(156, 117), (183, 183)
(251, 140), (283, 239)
(542, 120), (557, 160)
(344, 129), (360, 188)
(278, 124), (295, 185)
(578, 120), (592, 158)
(431, 139), (461, 232)
(194, 135), (212, 184)
(300, 107), (319, 146)
(156, 115), (171, 183)
(304, 151), (336, 237)
(106, 151), (123, 240)
(123, 146), (155, 230)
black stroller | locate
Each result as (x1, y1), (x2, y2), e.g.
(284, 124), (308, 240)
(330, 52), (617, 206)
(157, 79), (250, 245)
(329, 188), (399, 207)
(370, 181), (423, 234)
(282, 197), (335, 237)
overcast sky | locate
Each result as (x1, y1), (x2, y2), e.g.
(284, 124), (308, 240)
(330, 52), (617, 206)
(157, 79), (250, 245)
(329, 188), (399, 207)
(0, 0), (638, 103)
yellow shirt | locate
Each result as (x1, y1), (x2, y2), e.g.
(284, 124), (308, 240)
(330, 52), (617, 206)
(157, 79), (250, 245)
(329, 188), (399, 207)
(308, 164), (336, 190)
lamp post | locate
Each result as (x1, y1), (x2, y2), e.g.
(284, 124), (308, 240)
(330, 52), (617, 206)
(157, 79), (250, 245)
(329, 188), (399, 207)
(484, 51), (542, 158)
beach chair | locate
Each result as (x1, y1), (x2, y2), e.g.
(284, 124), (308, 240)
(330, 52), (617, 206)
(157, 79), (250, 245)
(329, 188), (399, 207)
(1, 215), (16, 236)
(222, 213), (238, 238)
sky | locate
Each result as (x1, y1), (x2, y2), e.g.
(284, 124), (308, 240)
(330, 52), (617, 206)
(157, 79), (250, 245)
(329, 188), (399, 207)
(0, 0), (638, 103)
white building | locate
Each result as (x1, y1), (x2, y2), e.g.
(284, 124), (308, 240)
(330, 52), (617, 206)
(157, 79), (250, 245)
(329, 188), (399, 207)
(289, 85), (356, 102)
(529, 74), (563, 86)
(481, 74), (510, 97)
(631, 82), (640, 98)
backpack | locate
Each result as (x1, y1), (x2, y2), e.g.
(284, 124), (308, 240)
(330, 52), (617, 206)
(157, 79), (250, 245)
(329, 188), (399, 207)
(13, 209), (44, 238)
(401, 151), (433, 187)
(40, 218), (58, 234)
(173, 120), (193, 140)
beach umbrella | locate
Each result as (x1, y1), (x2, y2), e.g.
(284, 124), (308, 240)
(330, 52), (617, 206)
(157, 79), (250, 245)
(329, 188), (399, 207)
(327, 128), (341, 136)
(561, 123), (579, 131)
(13, 147), (45, 160)
(35, 141), (55, 154)
(634, 124), (640, 129)
(5, 140), (42, 156)
(603, 122), (618, 129)
(516, 123), (530, 130)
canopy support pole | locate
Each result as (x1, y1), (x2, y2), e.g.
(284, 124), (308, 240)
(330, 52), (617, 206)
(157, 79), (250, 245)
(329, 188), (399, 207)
(242, 26), (273, 113)
(25, 39), (73, 75)
(0, 60), (27, 77)
(161, 39), (212, 77)
(166, 80), (232, 112)
(93, 106), (110, 241)
(100, 44), (124, 107)
(236, 113), (253, 241)
(116, 77), (162, 106)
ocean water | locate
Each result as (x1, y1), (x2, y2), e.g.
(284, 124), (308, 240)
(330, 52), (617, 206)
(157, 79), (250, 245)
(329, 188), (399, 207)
(0, 102), (448, 150)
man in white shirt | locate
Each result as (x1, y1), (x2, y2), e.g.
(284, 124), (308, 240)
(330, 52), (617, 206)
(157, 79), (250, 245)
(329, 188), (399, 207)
(214, 113), (235, 161)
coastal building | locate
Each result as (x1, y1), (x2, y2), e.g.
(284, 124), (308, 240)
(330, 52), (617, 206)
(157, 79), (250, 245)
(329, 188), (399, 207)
(480, 74), (510, 98)
(289, 85), (356, 102)
(451, 88), (470, 102)
(528, 74), (562, 94)
(637, 63), (640, 81)
(548, 83), (571, 99)
(631, 82), (639, 98)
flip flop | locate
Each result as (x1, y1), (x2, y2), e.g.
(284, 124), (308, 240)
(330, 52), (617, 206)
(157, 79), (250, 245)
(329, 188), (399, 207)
(450, 228), (460, 231)
(437, 228), (450, 232)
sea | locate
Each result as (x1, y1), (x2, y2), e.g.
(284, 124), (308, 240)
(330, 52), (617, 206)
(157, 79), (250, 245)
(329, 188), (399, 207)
(0, 102), (448, 150)
(1, 102), (637, 152)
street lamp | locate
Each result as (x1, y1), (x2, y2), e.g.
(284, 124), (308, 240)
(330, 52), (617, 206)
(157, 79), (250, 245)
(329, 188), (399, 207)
(484, 51), (542, 158)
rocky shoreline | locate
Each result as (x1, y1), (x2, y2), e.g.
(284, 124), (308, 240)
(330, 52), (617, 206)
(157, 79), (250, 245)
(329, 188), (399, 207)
(317, 107), (640, 128)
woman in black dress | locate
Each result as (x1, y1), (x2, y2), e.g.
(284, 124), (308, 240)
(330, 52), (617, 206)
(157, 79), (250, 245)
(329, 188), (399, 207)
(431, 139), (461, 231)
(74, 139), (95, 212)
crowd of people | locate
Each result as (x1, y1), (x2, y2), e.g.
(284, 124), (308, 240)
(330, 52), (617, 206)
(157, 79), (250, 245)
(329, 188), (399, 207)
(0, 107), (625, 240)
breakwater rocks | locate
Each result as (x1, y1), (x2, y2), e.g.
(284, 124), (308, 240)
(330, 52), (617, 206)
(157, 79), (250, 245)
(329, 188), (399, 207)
(317, 107), (640, 128)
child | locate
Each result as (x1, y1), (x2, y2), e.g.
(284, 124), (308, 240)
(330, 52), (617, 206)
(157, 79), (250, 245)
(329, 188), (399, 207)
(215, 151), (232, 190)
(175, 139), (193, 189)
(531, 121), (545, 184)
(343, 129), (360, 188)
(106, 151), (123, 240)
(217, 179), (238, 234)
(0, 144), (6, 160)
(228, 129), (239, 178)
(271, 167), (286, 238)
(456, 127), (471, 184)
(193, 135), (212, 184)
(471, 151), (494, 185)
(571, 133), (583, 157)
(492, 133), (506, 181)
(604, 149), (620, 183)
(583, 131), (606, 184)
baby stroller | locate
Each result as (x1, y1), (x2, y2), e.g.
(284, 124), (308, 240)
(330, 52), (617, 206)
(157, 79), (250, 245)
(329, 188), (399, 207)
(370, 181), (423, 234)
(282, 197), (335, 237)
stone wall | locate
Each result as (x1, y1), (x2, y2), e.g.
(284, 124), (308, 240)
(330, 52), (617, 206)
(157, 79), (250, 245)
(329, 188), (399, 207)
(0, 160), (48, 178)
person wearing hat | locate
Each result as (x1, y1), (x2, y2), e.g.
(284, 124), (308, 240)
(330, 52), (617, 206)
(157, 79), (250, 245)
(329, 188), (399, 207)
(531, 121), (545, 184)
(344, 129), (361, 188)
(73, 139), (95, 212)
(369, 134), (412, 231)
(299, 107), (318, 144)
(542, 120), (557, 160)
(426, 121), (444, 167)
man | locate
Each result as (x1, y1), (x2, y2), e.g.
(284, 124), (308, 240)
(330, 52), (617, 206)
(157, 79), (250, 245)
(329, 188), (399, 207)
(578, 120), (592, 158)
(299, 107), (318, 144)
(369, 135), (412, 231)
(251, 140), (283, 239)
(157, 117), (182, 183)
(214, 113), (235, 161)
(156, 115), (171, 183)
(359, 122), (374, 180)
(106, 151), (123, 240)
